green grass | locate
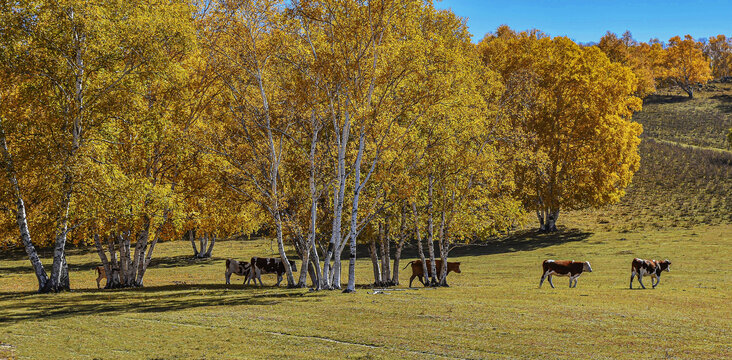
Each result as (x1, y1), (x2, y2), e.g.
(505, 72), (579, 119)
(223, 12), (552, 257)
(1, 224), (730, 359)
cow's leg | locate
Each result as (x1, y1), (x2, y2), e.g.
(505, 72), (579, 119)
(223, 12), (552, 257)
(96, 276), (101, 289)
(256, 269), (264, 286)
(630, 271), (635, 289)
(539, 270), (549, 288)
(276, 273), (283, 287)
(409, 275), (416, 288)
(225, 271), (231, 285)
(637, 273), (646, 289)
(547, 275), (555, 288)
(652, 276), (659, 288)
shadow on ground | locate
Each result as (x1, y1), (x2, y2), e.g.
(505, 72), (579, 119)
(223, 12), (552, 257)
(396, 228), (593, 260)
(711, 94), (732, 113)
(643, 95), (691, 105)
(0, 255), (229, 275)
(0, 283), (324, 325)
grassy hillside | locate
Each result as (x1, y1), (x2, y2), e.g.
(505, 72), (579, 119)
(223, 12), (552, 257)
(566, 84), (732, 231)
(633, 82), (732, 149)
(0, 225), (730, 359)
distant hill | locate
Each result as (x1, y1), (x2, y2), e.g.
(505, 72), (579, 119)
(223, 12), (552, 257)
(566, 83), (732, 231)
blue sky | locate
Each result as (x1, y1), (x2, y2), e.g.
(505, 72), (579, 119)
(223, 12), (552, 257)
(435, 0), (732, 44)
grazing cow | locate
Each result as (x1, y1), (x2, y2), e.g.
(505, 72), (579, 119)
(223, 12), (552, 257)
(630, 258), (671, 289)
(403, 259), (461, 287)
(247, 257), (297, 286)
(95, 266), (106, 289)
(225, 259), (253, 285)
(539, 260), (593, 288)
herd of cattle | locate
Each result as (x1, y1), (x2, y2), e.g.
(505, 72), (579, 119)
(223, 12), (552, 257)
(95, 257), (671, 290)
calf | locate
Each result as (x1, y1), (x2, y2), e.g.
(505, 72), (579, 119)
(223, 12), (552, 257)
(246, 256), (297, 286)
(95, 266), (106, 289)
(225, 259), (252, 285)
(539, 260), (592, 288)
(403, 259), (461, 287)
(630, 258), (671, 289)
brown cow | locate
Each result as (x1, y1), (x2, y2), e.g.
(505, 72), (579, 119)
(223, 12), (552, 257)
(539, 260), (592, 288)
(95, 266), (106, 289)
(630, 258), (671, 289)
(403, 259), (461, 287)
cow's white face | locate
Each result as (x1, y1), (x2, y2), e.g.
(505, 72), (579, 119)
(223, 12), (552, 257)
(663, 259), (671, 272)
(583, 261), (593, 272)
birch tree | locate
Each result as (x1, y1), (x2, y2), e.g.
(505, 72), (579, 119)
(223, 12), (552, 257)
(201, 0), (297, 287)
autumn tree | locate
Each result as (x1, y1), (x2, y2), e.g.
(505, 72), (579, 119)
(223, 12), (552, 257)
(597, 31), (659, 98)
(479, 28), (643, 231)
(703, 35), (732, 80)
(659, 35), (712, 98)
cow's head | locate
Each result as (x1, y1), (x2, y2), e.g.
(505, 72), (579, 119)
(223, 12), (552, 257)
(583, 261), (593, 272)
(448, 262), (461, 273)
(659, 259), (671, 272)
(289, 260), (297, 272)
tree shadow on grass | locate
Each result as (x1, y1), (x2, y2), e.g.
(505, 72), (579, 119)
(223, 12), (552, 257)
(0, 255), (228, 275)
(0, 283), (325, 325)
(711, 94), (732, 113)
(643, 95), (691, 105)
(455, 228), (592, 257)
(397, 228), (592, 260)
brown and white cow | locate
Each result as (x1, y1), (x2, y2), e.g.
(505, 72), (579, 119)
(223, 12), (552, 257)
(403, 259), (461, 287)
(225, 259), (252, 285)
(539, 260), (593, 288)
(630, 258), (671, 289)
(246, 257), (297, 286)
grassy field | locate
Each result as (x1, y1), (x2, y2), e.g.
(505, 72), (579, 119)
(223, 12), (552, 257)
(0, 223), (730, 359)
(1, 85), (731, 359)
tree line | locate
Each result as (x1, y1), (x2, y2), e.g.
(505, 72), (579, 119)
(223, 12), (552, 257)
(0, 0), (725, 293)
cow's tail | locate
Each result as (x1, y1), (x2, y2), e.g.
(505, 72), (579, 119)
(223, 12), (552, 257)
(541, 260), (550, 274)
(95, 266), (102, 276)
(402, 261), (415, 270)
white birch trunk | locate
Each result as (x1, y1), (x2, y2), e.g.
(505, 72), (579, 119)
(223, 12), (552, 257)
(0, 118), (48, 291)
(369, 238), (382, 285)
(344, 132), (368, 293)
(204, 234), (215, 257)
(438, 211), (449, 286)
(426, 174), (437, 286)
(391, 206), (408, 285)
(383, 220), (391, 284)
(190, 229), (198, 257)
(412, 202), (429, 287)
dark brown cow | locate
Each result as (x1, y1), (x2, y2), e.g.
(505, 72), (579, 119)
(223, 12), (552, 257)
(247, 257), (297, 286)
(539, 260), (593, 288)
(403, 259), (461, 287)
(630, 258), (671, 289)
(225, 259), (252, 285)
